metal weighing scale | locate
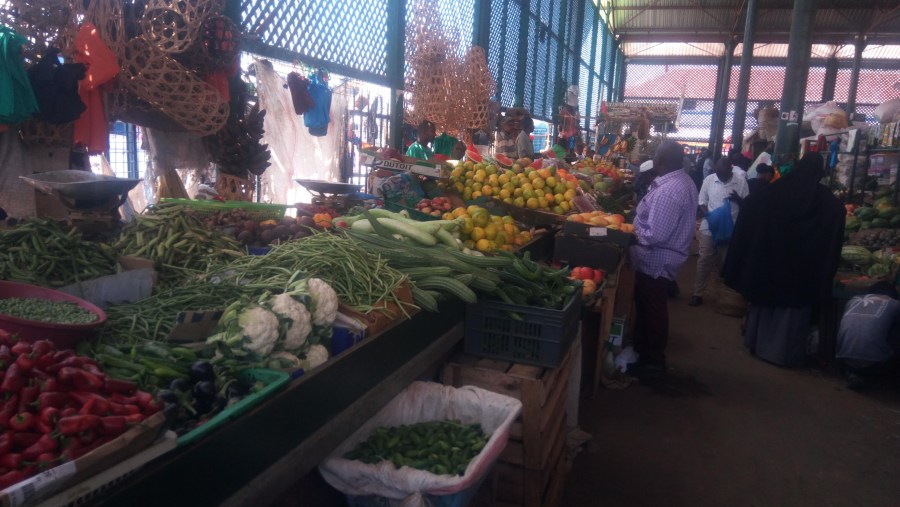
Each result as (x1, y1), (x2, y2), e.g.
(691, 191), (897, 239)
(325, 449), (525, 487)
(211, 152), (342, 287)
(20, 171), (142, 238)
(294, 179), (363, 214)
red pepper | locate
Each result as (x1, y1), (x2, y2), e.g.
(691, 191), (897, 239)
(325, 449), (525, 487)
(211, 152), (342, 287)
(10, 342), (31, 356)
(27, 368), (48, 380)
(34, 353), (56, 370)
(58, 415), (100, 436)
(22, 434), (58, 461)
(11, 433), (40, 448)
(34, 392), (69, 410)
(37, 420), (54, 434)
(0, 345), (10, 363)
(17, 386), (39, 414)
(124, 413), (144, 424)
(46, 356), (82, 374)
(35, 451), (58, 471)
(108, 402), (141, 416)
(0, 453), (21, 471)
(70, 391), (109, 415)
(81, 363), (105, 378)
(76, 429), (96, 446)
(37, 377), (60, 393)
(98, 416), (127, 437)
(1, 364), (24, 393)
(39, 406), (61, 426)
(14, 354), (33, 371)
(133, 391), (160, 413)
(104, 378), (137, 394)
(58, 367), (104, 391)
(9, 412), (35, 432)
(0, 395), (19, 428)
(30, 341), (54, 359)
(110, 393), (137, 404)
(0, 329), (11, 346)
(61, 407), (77, 418)
(0, 469), (25, 489)
(0, 433), (12, 455)
(49, 350), (74, 365)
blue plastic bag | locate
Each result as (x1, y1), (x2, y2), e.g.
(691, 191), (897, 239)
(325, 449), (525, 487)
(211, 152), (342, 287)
(707, 203), (734, 245)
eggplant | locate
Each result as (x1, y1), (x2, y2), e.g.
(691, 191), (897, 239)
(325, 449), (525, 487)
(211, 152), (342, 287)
(157, 389), (178, 405)
(193, 380), (217, 401)
(189, 361), (215, 383)
(170, 378), (191, 392)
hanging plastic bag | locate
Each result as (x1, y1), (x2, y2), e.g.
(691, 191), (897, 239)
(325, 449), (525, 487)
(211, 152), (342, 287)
(707, 203), (735, 245)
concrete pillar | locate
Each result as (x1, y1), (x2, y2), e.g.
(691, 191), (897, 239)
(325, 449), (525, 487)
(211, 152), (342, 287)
(846, 36), (867, 116)
(708, 57), (726, 151)
(731, 0), (758, 151)
(821, 55), (838, 101)
(774, 0), (817, 160)
(386, 0), (406, 149)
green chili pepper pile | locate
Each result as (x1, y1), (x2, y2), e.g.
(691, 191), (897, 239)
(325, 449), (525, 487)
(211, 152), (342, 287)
(0, 298), (98, 324)
(0, 219), (118, 287)
(344, 420), (489, 476)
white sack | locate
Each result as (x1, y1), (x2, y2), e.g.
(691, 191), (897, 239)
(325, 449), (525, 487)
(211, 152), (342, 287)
(874, 98), (900, 123)
(320, 381), (522, 507)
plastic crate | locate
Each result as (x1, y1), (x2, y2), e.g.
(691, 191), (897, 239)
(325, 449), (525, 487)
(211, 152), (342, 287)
(464, 291), (582, 368)
(177, 368), (290, 446)
(158, 198), (287, 221)
(346, 469), (492, 507)
(384, 200), (441, 221)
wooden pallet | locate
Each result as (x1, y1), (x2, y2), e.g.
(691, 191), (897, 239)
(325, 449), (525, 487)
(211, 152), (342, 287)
(492, 426), (567, 507)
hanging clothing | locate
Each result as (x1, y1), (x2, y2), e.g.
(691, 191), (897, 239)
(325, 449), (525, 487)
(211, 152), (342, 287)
(405, 141), (433, 160)
(73, 24), (119, 155)
(203, 70), (230, 102)
(0, 26), (40, 125)
(432, 133), (458, 157)
(286, 72), (314, 115)
(304, 74), (331, 136)
(27, 47), (86, 125)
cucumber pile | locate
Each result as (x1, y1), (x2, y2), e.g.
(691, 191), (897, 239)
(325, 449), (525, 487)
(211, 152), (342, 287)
(344, 420), (489, 476)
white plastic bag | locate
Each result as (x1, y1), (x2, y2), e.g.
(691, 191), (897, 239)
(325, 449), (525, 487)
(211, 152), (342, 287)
(319, 381), (522, 507)
(874, 98), (900, 123)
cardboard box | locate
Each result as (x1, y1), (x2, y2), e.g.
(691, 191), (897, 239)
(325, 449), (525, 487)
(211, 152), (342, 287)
(0, 412), (166, 507)
(58, 256), (156, 309)
(337, 281), (418, 339)
(167, 309), (224, 343)
(360, 149), (449, 179)
(552, 233), (623, 273)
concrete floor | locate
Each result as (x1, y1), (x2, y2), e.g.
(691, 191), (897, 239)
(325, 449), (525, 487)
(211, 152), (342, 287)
(564, 258), (900, 507)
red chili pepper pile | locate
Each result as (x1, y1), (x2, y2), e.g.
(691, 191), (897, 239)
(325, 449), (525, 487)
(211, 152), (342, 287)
(0, 329), (160, 490)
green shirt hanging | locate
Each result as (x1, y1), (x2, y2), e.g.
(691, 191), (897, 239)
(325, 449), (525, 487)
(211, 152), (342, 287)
(0, 26), (39, 125)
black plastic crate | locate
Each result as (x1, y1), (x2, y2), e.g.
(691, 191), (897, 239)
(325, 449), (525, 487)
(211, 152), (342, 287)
(464, 290), (581, 368)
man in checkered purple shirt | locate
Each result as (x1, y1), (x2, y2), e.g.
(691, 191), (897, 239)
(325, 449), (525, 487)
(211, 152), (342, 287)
(629, 140), (699, 377)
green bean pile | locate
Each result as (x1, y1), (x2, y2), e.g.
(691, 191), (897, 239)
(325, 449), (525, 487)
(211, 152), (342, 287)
(0, 298), (98, 324)
(100, 282), (278, 343)
(205, 232), (408, 314)
(0, 219), (118, 287)
(115, 204), (245, 288)
(344, 420), (489, 476)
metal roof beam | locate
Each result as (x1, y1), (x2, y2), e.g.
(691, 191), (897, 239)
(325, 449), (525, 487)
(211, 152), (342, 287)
(617, 31), (900, 44)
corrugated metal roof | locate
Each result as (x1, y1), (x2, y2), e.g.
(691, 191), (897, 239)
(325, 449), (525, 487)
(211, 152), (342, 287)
(612, 0), (900, 46)
(622, 42), (726, 57)
(624, 42), (900, 60)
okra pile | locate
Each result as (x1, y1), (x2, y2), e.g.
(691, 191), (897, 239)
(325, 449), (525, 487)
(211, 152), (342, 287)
(344, 420), (489, 476)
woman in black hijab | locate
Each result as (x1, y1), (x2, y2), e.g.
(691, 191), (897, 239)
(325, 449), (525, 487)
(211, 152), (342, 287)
(723, 152), (845, 367)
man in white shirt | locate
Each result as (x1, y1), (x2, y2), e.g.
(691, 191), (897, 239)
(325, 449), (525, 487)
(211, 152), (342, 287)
(689, 159), (749, 307)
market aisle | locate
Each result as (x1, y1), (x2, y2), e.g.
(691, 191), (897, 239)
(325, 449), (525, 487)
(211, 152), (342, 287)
(564, 257), (900, 507)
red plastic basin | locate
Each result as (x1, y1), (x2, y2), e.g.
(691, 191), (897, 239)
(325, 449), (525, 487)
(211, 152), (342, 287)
(0, 280), (107, 350)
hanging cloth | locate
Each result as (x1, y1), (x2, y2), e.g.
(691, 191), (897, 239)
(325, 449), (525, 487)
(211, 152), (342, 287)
(203, 70), (230, 102)
(27, 48), (86, 125)
(286, 72), (314, 115)
(433, 132), (459, 157)
(72, 23), (119, 154)
(304, 73), (332, 136)
(0, 26), (40, 125)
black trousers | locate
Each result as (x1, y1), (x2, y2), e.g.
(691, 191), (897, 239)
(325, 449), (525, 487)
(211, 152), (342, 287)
(633, 271), (671, 366)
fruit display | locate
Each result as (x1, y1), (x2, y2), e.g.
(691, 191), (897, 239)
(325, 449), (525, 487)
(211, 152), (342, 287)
(446, 158), (580, 214)
(567, 211), (634, 233)
(847, 229), (900, 249)
(442, 205), (533, 252)
(415, 197), (453, 217)
(846, 198), (900, 233)
(569, 158), (625, 195)
(569, 267), (605, 298)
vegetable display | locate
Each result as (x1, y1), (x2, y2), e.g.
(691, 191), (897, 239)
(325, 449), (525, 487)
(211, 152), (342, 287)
(0, 219), (118, 288)
(344, 420), (489, 476)
(0, 298), (98, 324)
(114, 203), (245, 286)
(0, 329), (160, 489)
(205, 232), (408, 315)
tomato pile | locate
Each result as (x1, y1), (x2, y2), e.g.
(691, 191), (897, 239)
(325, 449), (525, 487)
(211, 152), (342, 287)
(0, 329), (160, 488)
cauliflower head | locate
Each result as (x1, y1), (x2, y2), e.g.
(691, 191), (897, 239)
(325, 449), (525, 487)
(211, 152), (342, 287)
(269, 293), (312, 352)
(302, 344), (330, 370)
(308, 278), (339, 326)
(237, 306), (280, 357)
(267, 351), (303, 370)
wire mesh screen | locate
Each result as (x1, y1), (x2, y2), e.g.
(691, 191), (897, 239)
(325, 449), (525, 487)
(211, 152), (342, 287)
(500, 0), (521, 106)
(242, 0), (389, 80)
